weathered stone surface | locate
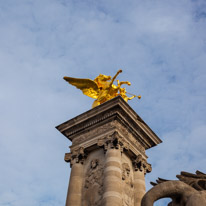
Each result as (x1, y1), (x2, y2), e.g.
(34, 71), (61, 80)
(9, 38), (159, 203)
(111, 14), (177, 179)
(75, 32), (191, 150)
(56, 96), (162, 206)
(83, 157), (104, 206)
(56, 96), (161, 151)
(141, 170), (206, 206)
(122, 162), (134, 206)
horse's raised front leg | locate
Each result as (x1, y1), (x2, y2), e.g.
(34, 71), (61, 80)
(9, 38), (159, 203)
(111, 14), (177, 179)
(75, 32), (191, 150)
(119, 81), (131, 86)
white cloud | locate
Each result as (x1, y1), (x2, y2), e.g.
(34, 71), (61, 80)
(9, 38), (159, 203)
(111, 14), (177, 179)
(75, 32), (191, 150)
(0, 0), (206, 205)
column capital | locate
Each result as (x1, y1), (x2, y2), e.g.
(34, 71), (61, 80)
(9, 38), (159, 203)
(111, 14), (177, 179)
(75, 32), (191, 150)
(132, 154), (152, 174)
(65, 147), (87, 166)
(97, 131), (129, 152)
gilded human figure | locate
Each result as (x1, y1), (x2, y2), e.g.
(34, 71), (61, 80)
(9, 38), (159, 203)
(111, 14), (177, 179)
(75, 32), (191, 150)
(122, 163), (134, 206)
(83, 159), (104, 206)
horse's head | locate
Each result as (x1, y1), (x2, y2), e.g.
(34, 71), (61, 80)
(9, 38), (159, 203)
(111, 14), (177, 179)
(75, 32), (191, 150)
(95, 74), (111, 82)
(94, 74), (111, 88)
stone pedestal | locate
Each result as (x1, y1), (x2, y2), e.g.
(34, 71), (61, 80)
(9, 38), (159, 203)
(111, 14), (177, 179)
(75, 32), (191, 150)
(56, 96), (162, 206)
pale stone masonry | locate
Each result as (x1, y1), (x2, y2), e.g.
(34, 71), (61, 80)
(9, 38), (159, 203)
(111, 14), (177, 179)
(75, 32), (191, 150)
(56, 96), (162, 206)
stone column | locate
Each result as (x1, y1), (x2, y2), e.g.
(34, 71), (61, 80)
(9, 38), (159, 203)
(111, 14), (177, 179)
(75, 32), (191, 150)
(64, 147), (86, 206)
(103, 147), (122, 206)
(98, 131), (127, 206)
(133, 170), (145, 206)
(133, 155), (152, 206)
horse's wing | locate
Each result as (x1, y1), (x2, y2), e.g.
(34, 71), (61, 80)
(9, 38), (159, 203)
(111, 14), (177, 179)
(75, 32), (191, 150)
(63, 77), (99, 99)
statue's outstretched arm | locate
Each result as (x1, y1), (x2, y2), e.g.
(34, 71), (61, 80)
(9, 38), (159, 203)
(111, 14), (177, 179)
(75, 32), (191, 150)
(110, 69), (122, 86)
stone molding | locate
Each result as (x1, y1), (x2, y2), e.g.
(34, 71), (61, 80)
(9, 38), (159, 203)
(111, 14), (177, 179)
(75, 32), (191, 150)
(64, 110), (116, 138)
(72, 122), (115, 146)
(56, 96), (162, 150)
(132, 154), (152, 174)
(70, 120), (147, 160)
(97, 131), (129, 152)
(114, 120), (145, 154)
(64, 147), (87, 166)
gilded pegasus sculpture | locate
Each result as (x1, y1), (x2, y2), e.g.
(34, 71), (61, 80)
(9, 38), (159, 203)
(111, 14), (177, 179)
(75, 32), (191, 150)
(63, 69), (141, 108)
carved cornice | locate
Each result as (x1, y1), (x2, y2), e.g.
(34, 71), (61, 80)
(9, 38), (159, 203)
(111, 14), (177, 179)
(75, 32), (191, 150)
(97, 131), (129, 152)
(64, 147), (87, 166)
(132, 154), (152, 174)
(72, 122), (115, 146)
(56, 96), (162, 150)
(64, 109), (116, 138)
(69, 121), (147, 160)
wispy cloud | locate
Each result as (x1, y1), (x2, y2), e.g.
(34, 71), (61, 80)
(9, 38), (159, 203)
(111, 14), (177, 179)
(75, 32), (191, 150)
(0, 0), (206, 205)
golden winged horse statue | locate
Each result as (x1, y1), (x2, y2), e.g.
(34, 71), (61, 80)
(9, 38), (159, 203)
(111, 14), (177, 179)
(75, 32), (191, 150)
(63, 69), (141, 108)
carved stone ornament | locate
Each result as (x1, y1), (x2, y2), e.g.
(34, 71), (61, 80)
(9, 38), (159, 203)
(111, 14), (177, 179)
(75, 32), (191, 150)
(64, 147), (87, 166)
(65, 110), (117, 138)
(122, 163), (134, 206)
(142, 170), (206, 206)
(72, 122), (114, 145)
(114, 120), (146, 154)
(132, 154), (152, 174)
(83, 159), (104, 206)
(97, 131), (129, 152)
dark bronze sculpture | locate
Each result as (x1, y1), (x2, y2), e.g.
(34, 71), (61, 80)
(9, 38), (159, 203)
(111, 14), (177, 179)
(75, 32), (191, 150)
(141, 170), (206, 206)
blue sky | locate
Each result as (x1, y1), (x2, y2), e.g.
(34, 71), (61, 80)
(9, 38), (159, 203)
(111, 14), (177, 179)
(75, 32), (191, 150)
(0, 0), (206, 205)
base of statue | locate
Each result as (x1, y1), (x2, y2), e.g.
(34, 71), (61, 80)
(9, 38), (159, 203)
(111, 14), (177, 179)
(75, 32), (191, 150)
(56, 96), (162, 206)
